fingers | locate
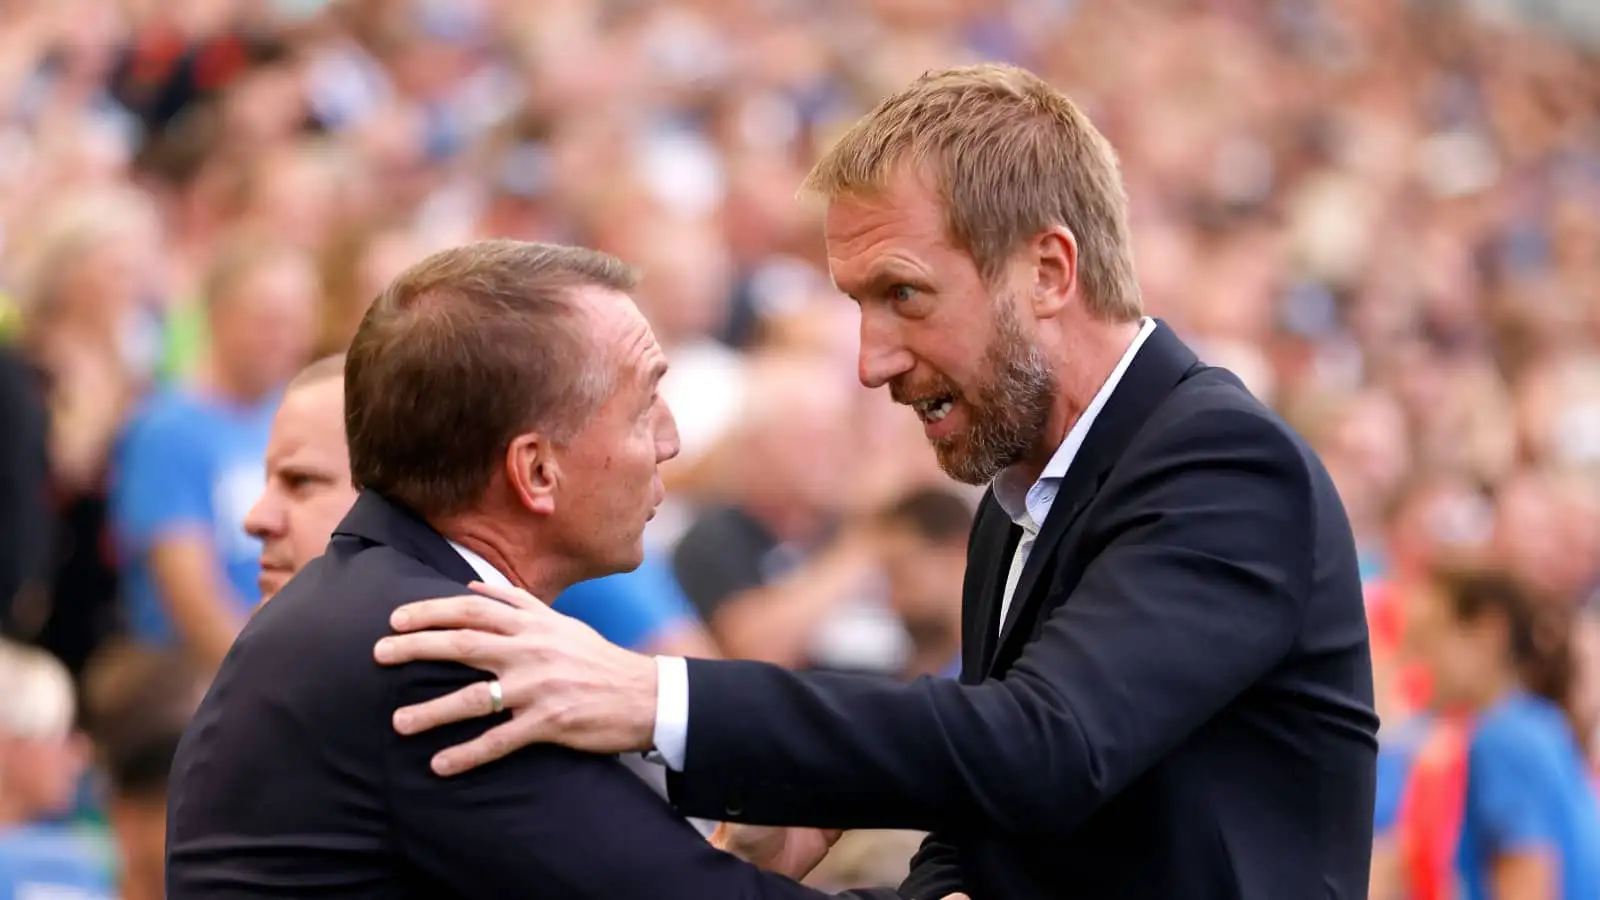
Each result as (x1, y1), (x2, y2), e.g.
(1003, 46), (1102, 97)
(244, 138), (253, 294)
(429, 717), (531, 776)
(467, 580), (543, 611)
(375, 629), (514, 668)
(393, 677), (504, 737)
(389, 594), (529, 636)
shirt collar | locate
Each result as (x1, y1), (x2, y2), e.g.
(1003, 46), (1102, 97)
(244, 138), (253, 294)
(994, 317), (1156, 532)
(447, 540), (516, 589)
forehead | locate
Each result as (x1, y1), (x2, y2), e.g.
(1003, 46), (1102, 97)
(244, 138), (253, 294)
(577, 286), (663, 376)
(823, 173), (963, 291)
(269, 380), (346, 454)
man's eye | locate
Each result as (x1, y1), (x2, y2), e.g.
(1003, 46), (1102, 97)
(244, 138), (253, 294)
(890, 284), (917, 302)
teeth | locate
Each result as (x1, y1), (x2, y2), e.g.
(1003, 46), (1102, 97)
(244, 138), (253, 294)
(917, 398), (954, 422)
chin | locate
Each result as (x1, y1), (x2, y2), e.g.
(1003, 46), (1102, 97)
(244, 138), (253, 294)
(257, 576), (286, 603)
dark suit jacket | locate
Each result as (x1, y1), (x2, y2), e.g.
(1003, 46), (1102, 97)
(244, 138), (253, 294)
(166, 491), (835, 899)
(666, 323), (1379, 900)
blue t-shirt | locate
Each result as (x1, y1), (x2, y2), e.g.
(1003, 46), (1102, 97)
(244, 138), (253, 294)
(1375, 692), (1600, 900)
(110, 387), (279, 645)
(0, 824), (115, 900)
(553, 557), (700, 651)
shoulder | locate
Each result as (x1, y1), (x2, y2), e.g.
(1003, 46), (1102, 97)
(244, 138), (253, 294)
(1472, 694), (1573, 763)
(1157, 369), (1308, 458)
(121, 388), (206, 444)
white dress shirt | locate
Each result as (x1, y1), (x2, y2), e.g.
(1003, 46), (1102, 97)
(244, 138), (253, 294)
(649, 318), (1158, 771)
(449, 540), (514, 589)
(447, 539), (712, 834)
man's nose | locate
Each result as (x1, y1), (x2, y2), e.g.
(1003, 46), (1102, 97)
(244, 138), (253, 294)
(243, 492), (283, 540)
(858, 314), (915, 390)
(656, 401), (682, 464)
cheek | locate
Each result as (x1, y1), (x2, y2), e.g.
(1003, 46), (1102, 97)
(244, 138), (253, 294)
(294, 492), (356, 557)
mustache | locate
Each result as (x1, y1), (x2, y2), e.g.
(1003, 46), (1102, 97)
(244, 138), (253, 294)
(889, 376), (960, 405)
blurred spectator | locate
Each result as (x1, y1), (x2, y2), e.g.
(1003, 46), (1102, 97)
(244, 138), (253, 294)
(871, 486), (973, 681)
(553, 561), (719, 659)
(0, 344), (51, 642)
(81, 643), (206, 900)
(110, 233), (317, 668)
(5, 185), (166, 677)
(671, 353), (887, 670)
(1373, 569), (1600, 899)
(0, 638), (113, 898)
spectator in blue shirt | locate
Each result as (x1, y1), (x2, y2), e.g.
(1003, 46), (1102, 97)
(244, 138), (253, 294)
(0, 640), (115, 900)
(111, 235), (318, 668)
(554, 556), (718, 658)
(1372, 568), (1600, 900)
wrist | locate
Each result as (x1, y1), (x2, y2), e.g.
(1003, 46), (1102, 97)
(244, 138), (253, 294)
(630, 651), (660, 752)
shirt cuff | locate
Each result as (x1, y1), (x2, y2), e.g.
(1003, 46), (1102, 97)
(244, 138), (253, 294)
(649, 655), (689, 772)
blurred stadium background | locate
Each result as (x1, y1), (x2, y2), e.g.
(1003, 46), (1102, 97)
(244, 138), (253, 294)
(0, 0), (1597, 896)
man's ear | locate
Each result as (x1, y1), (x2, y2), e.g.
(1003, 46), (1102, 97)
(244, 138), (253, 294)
(1029, 225), (1078, 319)
(506, 433), (559, 516)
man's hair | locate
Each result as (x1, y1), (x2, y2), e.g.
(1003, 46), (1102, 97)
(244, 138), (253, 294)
(287, 353), (346, 391)
(345, 240), (637, 519)
(80, 643), (206, 800)
(803, 63), (1141, 322)
(877, 486), (975, 544)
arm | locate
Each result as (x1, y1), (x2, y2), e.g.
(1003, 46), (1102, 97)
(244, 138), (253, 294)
(111, 419), (245, 666)
(1491, 851), (1556, 900)
(674, 514), (879, 668)
(385, 659), (850, 900)
(668, 408), (1310, 836)
(148, 536), (248, 668)
(707, 538), (879, 667)
(1471, 726), (1566, 900)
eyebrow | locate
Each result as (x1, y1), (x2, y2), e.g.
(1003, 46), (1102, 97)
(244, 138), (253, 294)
(843, 264), (928, 299)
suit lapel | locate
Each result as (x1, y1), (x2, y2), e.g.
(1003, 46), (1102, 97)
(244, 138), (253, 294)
(987, 322), (1203, 673)
(967, 494), (1021, 672)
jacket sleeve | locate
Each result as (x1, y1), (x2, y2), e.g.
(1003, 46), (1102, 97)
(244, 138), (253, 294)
(667, 407), (1312, 839)
(385, 659), (845, 900)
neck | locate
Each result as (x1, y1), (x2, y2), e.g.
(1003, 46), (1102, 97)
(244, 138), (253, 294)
(433, 513), (573, 603)
(1011, 316), (1143, 486)
(1456, 671), (1520, 715)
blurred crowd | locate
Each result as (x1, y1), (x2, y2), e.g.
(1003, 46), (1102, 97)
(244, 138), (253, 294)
(0, 0), (1596, 896)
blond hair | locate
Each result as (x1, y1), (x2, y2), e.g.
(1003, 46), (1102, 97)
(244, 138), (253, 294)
(0, 639), (75, 740)
(804, 63), (1141, 321)
(10, 185), (160, 320)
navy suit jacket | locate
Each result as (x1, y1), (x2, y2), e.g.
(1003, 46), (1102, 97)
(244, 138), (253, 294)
(165, 491), (838, 899)
(665, 322), (1380, 899)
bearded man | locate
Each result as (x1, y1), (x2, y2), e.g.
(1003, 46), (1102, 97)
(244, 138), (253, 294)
(371, 64), (1377, 900)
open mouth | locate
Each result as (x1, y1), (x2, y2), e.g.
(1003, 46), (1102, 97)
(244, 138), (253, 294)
(912, 395), (956, 424)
